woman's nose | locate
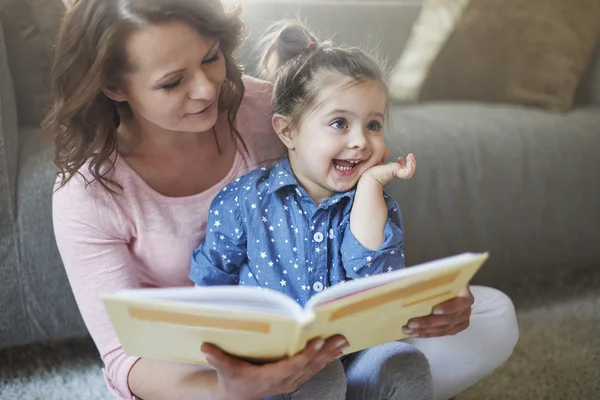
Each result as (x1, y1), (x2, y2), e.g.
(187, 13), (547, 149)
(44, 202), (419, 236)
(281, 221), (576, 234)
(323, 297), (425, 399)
(188, 70), (217, 101)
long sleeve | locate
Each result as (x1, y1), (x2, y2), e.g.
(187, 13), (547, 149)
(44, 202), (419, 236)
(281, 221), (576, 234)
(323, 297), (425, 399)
(340, 193), (405, 279)
(189, 184), (248, 286)
(52, 178), (141, 400)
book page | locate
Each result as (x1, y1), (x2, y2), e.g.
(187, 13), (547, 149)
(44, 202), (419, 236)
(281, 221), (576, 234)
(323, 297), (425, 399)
(306, 253), (487, 309)
(298, 252), (487, 355)
(103, 290), (309, 365)
(118, 286), (305, 318)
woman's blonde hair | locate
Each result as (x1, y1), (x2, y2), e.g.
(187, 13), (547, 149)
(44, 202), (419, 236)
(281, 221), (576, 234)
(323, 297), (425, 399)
(43, 0), (246, 192)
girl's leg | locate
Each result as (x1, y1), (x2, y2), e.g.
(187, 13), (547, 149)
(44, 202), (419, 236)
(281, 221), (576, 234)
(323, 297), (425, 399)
(405, 285), (519, 400)
(343, 341), (433, 400)
(263, 359), (347, 400)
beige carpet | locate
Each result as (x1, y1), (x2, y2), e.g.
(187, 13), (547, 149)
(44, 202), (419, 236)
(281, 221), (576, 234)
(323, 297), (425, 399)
(1, 269), (598, 400)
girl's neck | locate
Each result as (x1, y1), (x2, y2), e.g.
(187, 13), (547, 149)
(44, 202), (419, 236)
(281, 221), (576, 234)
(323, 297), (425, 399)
(287, 155), (334, 206)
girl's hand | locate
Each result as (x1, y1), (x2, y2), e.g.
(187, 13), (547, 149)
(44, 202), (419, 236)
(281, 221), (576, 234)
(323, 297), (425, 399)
(402, 286), (474, 338)
(362, 153), (417, 186)
(201, 335), (349, 400)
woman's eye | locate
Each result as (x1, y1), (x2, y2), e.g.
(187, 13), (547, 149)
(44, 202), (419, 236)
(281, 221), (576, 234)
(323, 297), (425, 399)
(203, 52), (221, 65)
(367, 121), (383, 131)
(162, 78), (182, 92)
(330, 119), (348, 130)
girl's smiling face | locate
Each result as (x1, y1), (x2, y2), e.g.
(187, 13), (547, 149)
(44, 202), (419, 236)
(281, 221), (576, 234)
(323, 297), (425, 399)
(274, 77), (388, 204)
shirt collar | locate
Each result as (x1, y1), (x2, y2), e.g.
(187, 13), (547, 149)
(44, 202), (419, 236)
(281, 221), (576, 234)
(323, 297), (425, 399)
(268, 158), (356, 208)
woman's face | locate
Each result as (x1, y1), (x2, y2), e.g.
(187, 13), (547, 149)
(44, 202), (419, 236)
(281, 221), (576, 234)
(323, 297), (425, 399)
(110, 21), (226, 133)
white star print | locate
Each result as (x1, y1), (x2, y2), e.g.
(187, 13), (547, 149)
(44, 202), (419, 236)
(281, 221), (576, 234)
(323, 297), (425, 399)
(251, 204), (257, 209)
(293, 263), (299, 269)
(366, 256), (372, 261)
(214, 210), (220, 216)
(391, 250), (395, 254)
(283, 205), (288, 211)
(260, 252), (267, 259)
(295, 228), (299, 234)
(248, 272), (253, 277)
(268, 261), (274, 267)
(269, 226), (274, 231)
(214, 221), (221, 227)
(219, 235), (224, 240)
(293, 247), (298, 252)
(316, 248), (321, 253)
(310, 225), (315, 230)
(262, 216), (268, 223)
(235, 228), (239, 234)
(308, 267), (313, 272)
(280, 280), (287, 286)
(387, 266), (394, 272)
(302, 285), (307, 290)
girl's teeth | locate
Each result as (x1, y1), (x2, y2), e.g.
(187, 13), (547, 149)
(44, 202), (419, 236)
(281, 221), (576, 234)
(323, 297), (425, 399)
(335, 165), (353, 171)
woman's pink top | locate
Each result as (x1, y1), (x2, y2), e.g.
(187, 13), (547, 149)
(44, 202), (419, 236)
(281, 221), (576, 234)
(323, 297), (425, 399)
(52, 76), (286, 399)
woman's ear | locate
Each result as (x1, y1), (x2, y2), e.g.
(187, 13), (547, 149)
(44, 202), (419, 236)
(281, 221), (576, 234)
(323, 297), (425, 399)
(272, 114), (295, 150)
(102, 87), (128, 103)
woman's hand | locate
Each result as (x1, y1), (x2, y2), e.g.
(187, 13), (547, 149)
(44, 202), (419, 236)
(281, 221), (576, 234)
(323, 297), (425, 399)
(402, 286), (474, 338)
(201, 335), (349, 400)
(362, 153), (417, 186)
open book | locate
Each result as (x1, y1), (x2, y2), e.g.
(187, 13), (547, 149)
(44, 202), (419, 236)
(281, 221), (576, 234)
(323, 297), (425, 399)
(102, 252), (488, 365)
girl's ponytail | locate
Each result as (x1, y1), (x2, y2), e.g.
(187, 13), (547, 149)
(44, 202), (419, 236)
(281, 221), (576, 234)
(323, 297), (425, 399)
(258, 21), (318, 81)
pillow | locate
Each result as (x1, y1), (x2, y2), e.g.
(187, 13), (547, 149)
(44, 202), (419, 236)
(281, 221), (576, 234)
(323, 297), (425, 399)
(0, 0), (66, 125)
(418, 0), (600, 113)
(388, 0), (471, 102)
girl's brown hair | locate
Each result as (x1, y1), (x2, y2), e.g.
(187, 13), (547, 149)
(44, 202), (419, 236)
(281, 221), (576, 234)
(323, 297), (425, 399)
(43, 0), (246, 192)
(258, 21), (388, 128)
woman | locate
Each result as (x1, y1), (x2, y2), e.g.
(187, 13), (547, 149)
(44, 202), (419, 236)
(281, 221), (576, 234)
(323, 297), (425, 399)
(46, 1), (519, 399)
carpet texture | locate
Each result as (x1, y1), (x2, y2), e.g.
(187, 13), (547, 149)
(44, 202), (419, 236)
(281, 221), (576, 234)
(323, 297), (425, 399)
(1, 269), (598, 400)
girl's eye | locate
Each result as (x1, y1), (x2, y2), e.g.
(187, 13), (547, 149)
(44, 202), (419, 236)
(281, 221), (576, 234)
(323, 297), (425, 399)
(162, 78), (182, 92)
(330, 119), (348, 130)
(367, 121), (383, 131)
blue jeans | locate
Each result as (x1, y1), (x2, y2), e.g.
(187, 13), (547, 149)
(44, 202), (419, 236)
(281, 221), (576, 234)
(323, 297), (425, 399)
(264, 341), (433, 400)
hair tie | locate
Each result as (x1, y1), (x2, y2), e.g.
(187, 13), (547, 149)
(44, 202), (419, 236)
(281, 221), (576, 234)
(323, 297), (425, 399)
(307, 41), (319, 49)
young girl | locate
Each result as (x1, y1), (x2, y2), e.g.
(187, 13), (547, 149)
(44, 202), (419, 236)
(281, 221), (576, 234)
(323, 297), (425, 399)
(189, 22), (429, 400)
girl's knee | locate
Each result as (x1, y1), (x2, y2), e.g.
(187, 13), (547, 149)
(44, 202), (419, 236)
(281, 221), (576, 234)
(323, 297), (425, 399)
(380, 344), (433, 400)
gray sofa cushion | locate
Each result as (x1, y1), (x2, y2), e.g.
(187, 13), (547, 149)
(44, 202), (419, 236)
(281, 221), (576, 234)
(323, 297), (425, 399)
(384, 103), (600, 283)
(0, 18), (23, 348)
(5, 128), (88, 348)
(0, 0), (65, 125)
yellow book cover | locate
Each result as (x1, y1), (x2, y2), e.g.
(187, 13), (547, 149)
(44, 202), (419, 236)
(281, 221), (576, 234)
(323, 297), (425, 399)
(102, 252), (488, 365)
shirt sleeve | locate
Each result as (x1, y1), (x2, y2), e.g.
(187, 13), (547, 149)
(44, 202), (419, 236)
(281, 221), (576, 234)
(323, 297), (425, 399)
(340, 193), (405, 279)
(189, 184), (247, 286)
(53, 177), (141, 400)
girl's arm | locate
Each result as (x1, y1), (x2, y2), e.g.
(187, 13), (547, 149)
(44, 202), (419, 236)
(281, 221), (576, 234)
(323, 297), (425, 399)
(350, 154), (416, 250)
(190, 184), (247, 287)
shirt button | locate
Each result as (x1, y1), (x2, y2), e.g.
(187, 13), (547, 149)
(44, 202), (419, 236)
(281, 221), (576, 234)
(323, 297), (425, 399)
(313, 282), (324, 292)
(313, 232), (324, 243)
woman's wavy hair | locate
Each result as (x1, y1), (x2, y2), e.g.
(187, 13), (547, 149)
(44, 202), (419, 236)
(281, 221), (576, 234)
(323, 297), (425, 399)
(43, 0), (246, 192)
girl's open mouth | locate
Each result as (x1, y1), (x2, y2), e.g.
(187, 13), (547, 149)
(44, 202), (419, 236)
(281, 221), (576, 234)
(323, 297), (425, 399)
(332, 159), (362, 176)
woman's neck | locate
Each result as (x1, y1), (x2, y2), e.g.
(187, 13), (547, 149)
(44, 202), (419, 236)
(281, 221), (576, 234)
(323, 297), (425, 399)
(117, 110), (229, 159)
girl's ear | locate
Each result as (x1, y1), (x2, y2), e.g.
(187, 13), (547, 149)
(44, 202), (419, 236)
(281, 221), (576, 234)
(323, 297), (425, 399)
(272, 114), (295, 150)
(102, 87), (128, 103)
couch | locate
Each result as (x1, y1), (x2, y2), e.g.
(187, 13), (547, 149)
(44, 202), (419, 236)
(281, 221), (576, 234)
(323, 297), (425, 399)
(1, 0), (599, 350)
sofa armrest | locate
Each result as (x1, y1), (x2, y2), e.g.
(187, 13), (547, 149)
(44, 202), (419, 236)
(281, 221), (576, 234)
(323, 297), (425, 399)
(0, 19), (19, 221)
(238, 0), (423, 74)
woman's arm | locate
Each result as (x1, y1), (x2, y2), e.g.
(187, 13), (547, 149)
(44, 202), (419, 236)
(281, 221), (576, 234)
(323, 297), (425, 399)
(53, 178), (227, 400)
